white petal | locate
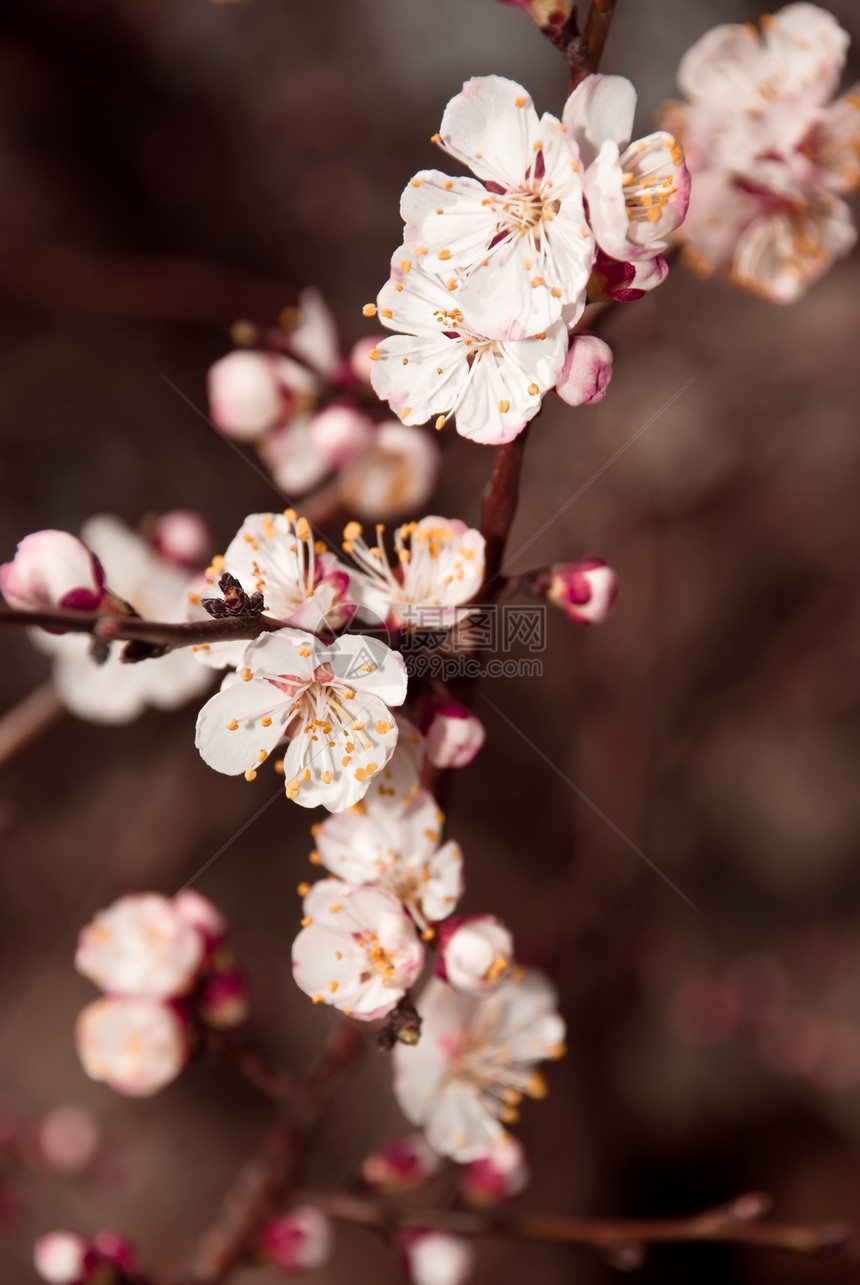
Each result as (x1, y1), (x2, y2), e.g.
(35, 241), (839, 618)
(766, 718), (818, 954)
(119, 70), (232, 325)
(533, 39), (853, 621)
(290, 286), (341, 379)
(370, 333), (469, 427)
(401, 172), (500, 271)
(195, 677), (289, 775)
(563, 74), (637, 168)
(425, 1080), (505, 1161)
(439, 76), (542, 189)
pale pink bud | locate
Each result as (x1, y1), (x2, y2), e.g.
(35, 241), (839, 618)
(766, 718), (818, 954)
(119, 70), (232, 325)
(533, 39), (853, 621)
(589, 250), (669, 302)
(33, 1106), (100, 1176)
(258, 1207), (333, 1273)
(207, 350), (292, 441)
(307, 403), (375, 470)
(75, 894), (205, 999)
(0, 531), (105, 613)
(555, 333), (614, 407)
(349, 335), (385, 385)
(76, 997), (190, 1097)
(151, 511), (213, 569)
(546, 557), (619, 625)
(171, 889), (228, 955)
(198, 970), (249, 1030)
(402, 1231), (474, 1285)
(436, 916), (514, 997)
(33, 1231), (88, 1284)
(91, 1231), (138, 1275)
(360, 1132), (442, 1193)
(459, 1135), (530, 1207)
(419, 701), (485, 769)
(339, 420), (440, 520)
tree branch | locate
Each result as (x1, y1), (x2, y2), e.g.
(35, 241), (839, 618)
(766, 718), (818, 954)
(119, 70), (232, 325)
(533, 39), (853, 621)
(0, 607), (283, 652)
(294, 1190), (859, 1261)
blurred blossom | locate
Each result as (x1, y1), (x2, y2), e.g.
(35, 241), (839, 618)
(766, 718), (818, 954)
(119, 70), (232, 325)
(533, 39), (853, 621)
(459, 1134), (530, 1207)
(292, 880), (425, 1019)
(554, 333), (614, 407)
(150, 510), (213, 569)
(436, 916), (514, 998)
(76, 997), (190, 1097)
(360, 1132), (442, 1193)
(207, 350), (303, 442)
(33, 1105), (100, 1176)
(172, 888), (228, 956)
(546, 557), (619, 624)
(76, 894), (205, 1000)
(401, 1230), (474, 1285)
(307, 403), (375, 470)
(258, 1206), (333, 1274)
(669, 975), (741, 1047)
(722, 954), (790, 1021)
(349, 336), (384, 386)
(394, 971), (565, 1161)
(33, 1231), (88, 1285)
(755, 1004), (829, 1076)
(419, 701), (485, 770)
(338, 422), (440, 521)
(198, 969), (250, 1031)
(664, 3), (860, 301)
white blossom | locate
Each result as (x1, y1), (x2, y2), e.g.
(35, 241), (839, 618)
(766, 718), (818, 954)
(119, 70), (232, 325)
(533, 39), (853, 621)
(393, 970), (565, 1161)
(33, 1232), (88, 1285)
(75, 893), (205, 999)
(314, 787), (463, 932)
(343, 516), (484, 631)
(338, 420), (441, 522)
(403, 1231), (475, 1285)
(292, 879), (424, 1019)
(555, 332), (614, 407)
(76, 997), (190, 1096)
(368, 252), (568, 446)
(438, 915), (514, 997)
(195, 629), (407, 810)
(400, 74), (594, 339)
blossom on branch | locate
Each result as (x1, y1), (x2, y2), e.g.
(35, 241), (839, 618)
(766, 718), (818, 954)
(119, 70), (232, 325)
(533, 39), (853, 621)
(554, 332), (614, 407)
(195, 629), (407, 810)
(76, 997), (190, 1097)
(393, 970), (565, 1160)
(368, 253), (568, 445)
(343, 516), (484, 630)
(292, 879), (425, 1019)
(258, 1207), (333, 1274)
(401, 1230), (475, 1285)
(1, 530), (106, 614)
(75, 894), (206, 999)
(546, 557), (619, 624)
(436, 915), (514, 997)
(360, 1131), (442, 1193)
(314, 787), (463, 933)
(401, 75), (594, 340)
(419, 700), (485, 769)
(663, 2), (860, 302)
(565, 75), (690, 264)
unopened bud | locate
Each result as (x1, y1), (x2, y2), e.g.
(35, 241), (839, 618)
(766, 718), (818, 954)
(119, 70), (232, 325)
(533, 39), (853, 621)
(546, 557), (618, 625)
(198, 969), (249, 1030)
(258, 1207), (333, 1274)
(555, 333), (613, 407)
(419, 701), (485, 770)
(588, 249), (669, 303)
(459, 1135), (529, 1207)
(436, 916), (514, 997)
(207, 350), (293, 441)
(360, 1132), (442, 1194)
(1, 531), (106, 616)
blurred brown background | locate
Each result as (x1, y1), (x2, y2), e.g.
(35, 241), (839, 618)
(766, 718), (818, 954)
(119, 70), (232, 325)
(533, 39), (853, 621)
(1, 0), (860, 1280)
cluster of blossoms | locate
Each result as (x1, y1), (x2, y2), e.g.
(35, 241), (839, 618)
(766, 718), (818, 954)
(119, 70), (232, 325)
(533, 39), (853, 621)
(664, 2), (860, 302)
(366, 72), (690, 445)
(208, 288), (440, 519)
(34, 1230), (138, 1285)
(74, 890), (244, 1096)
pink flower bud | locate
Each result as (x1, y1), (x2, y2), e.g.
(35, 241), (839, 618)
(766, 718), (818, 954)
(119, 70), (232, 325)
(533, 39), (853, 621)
(459, 1135), (530, 1207)
(436, 916), (514, 997)
(1, 531), (105, 614)
(258, 1207), (333, 1273)
(76, 894), (205, 999)
(588, 250), (669, 302)
(91, 1231), (138, 1275)
(33, 1106), (100, 1176)
(76, 997), (190, 1097)
(307, 404), (375, 470)
(33, 1232), (89, 1284)
(401, 1231), (474, 1285)
(349, 335), (386, 386)
(546, 557), (619, 625)
(207, 351), (294, 441)
(198, 969), (249, 1030)
(151, 511), (213, 569)
(555, 333), (614, 407)
(419, 701), (485, 769)
(171, 889), (228, 955)
(339, 420), (440, 520)
(360, 1132), (442, 1193)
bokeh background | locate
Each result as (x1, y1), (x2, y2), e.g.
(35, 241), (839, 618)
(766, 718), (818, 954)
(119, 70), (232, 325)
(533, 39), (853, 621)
(1, 0), (860, 1280)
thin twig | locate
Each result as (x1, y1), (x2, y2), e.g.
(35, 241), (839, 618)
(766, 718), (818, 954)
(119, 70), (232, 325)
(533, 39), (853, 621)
(295, 1190), (859, 1260)
(0, 680), (66, 768)
(478, 425), (532, 604)
(0, 607), (283, 651)
(582, 0), (618, 77)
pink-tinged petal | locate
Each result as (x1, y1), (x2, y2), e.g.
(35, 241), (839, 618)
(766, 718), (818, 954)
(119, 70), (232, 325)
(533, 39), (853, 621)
(259, 1208), (333, 1274)
(289, 286), (341, 380)
(369, 334), (469, 426)
(151, 510), (212, 569)
(437, 916), (514, 998)
(438, 76), (543, 189)
(420, 701), (486, 769)
(1, 530), (105, 613)
(802, 86), (860, 193)
(563, 74), (637, 168)
(459, 1135), (530, 1207)
(259, 417), (330, 496)
(75, 997), (189, 1097)
(761, 3), (848, 107)
(555, 333), (614, 407)
(194, 677), (290, 776)
(547, 557), (619, 624)
(307, 404), (375, 469)
(339, 420), (440, 521)
(731, 193), (856, 303)
(75, 894), (205, 999)
(676, 21), (764, 109)
(207, 351), (295, 441)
